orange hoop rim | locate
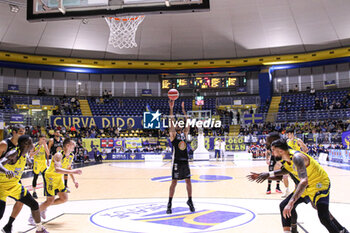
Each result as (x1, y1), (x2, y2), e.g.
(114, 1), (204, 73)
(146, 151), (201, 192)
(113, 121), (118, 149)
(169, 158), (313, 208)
(108, 16), (145, 21)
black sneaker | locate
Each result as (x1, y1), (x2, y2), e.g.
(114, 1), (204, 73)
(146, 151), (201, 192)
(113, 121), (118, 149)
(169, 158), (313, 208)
(2, 224), (12, 233)
(33, 192), (38, 199)
(291, 227), (299, 233)
(340, 228), (349, 233)
(166, 203), (172, 214)
(187, 200), (195, 212)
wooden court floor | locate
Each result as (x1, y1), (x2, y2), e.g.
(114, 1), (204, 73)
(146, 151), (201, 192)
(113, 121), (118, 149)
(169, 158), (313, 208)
(1, 160), (350, 233)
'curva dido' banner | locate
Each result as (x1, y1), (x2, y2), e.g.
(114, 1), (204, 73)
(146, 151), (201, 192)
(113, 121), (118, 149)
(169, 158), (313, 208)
(51, 116), (143, 129)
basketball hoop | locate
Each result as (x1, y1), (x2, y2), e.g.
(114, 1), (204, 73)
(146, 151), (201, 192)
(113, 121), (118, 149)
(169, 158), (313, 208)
(105, 15), (145, 49)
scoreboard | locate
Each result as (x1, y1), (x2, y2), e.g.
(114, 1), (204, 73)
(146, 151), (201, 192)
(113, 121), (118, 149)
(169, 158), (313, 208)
(162, 76), (246, 90)
(162, 79), (175, 89)
(177, 78), (193, 88)
(195, 77), (211, 89)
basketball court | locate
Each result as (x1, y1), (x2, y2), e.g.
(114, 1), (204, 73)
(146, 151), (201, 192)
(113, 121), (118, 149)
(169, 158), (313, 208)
(0, 159), (349, 233)
(0, 0), (350, 232)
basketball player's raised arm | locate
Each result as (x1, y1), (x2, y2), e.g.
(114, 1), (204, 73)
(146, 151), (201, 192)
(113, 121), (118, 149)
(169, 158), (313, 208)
(181, 102), (190, 135)
(283, 153), (308, 218)
(0, 141), (8, 157)
(0, 150), (18, 178)
(43, 143), (50, 165)
(48, 138), (53, 152)
(169, 100), (176, 141)
(53, 153), (82, 175)
(298, 139), (308, 152)
(29, 146), (40, 158)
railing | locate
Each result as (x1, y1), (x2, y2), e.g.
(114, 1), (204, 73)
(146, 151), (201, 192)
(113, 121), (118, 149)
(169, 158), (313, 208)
(217, 96), (261, 106)
(274, 108), (350, 122)
(10, 95), (60, 106)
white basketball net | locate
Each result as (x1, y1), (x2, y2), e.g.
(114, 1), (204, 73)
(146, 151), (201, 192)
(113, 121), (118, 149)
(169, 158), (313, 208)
(105, 16), (145, 49)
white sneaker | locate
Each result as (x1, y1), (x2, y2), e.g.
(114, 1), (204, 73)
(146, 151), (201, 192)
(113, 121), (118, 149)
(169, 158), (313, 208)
(281, 188), (290, 198)
(28, 215), (36, 226)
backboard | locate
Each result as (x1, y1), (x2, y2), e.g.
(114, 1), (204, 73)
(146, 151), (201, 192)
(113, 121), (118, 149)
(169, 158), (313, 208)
(27, 0), (210, 22)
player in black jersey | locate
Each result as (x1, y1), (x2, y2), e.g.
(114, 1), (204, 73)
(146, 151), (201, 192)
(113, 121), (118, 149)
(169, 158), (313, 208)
(166, 100), (195, 214)
(0, 124), (25, 233)
(48, 130), (63, 156)
(266, 148), (282, 194)
(48, 130), (70, 191)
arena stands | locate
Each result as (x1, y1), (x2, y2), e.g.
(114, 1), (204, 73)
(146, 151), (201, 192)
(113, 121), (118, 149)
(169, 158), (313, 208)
(277, 89), (350, 122)
(88, 97), (217, 117)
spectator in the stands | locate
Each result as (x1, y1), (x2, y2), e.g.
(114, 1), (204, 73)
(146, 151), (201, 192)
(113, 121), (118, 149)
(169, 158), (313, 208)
(315, 97), (322, 110)
(93, 147), (102, 162)
(134, 147), (140, 153)
(335, 101), (341, 109)
(310, 87), (316, 95)
(294, 85), (298, 92)
(127, 121), (133, 130)
(0, 98), (5, 109)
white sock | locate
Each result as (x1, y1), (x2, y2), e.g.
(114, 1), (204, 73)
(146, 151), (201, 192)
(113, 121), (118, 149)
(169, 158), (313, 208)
(36, 222), (43, 231)
(284, 231), (291, 233)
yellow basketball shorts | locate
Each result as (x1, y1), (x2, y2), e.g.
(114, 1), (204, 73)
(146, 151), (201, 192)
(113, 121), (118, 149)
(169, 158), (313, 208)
(0, 181), (28, 202)
(43, 174), (66, 196)
(303, 181), (331, 206)
(33, 160), (47, 175)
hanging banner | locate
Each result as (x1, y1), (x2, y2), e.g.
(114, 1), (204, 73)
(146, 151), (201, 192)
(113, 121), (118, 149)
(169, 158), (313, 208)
(125, 138), (142, 149)
(10, 114), (24, 123)
(324, 80), (336, 87)
(51, 116), (143, 129)
(237, 87), (247, 93)
(142, 89), (152, 96)
(8, 84), (19, 92)
(244, 114), (263, 124)
(342, 131), (350, 149)
(190, 137), (246, 151)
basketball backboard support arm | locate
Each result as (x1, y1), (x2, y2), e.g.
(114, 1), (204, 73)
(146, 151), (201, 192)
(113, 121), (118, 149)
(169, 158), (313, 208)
(58, 0), (66, 14)
(27, 0), (210, 22)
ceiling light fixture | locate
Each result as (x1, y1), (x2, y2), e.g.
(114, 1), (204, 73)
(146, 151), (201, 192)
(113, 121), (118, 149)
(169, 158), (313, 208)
(9, 4), (19, 13)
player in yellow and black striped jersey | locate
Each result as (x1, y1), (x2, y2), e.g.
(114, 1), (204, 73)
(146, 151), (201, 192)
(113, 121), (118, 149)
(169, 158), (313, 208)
(0, 124), (26, 233)
(30, 134), (50, 199)
(271, 139), (348, 233)
(28, 138), (82, 226)
(0, 135), (49, 233)
(264, 139), (348, 233)
(282, 128), (309, 199)
(286, 128), (308, 152)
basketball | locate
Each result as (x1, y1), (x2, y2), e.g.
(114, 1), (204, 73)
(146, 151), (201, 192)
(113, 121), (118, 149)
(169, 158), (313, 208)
(168, 89), (179, 100)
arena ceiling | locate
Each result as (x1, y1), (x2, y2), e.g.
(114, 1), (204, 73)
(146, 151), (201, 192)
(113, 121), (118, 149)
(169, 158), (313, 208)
(0, 0), (350, 61)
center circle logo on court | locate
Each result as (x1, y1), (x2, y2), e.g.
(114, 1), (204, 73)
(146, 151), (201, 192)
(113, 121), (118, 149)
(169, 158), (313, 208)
(90, 202), (255, 233)
(151, 175), (233, 183)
